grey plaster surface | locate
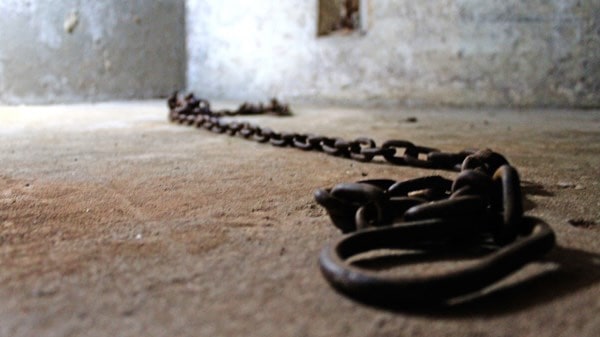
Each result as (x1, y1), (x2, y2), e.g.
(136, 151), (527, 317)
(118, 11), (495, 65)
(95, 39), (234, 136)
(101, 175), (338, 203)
(1, 101), (599, 336)
(187, 0), (599, 107)
(0, 0), (185, 104)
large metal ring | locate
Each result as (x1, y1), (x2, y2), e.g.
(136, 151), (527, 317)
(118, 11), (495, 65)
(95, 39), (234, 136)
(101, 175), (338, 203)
(319, 216), (555, 305)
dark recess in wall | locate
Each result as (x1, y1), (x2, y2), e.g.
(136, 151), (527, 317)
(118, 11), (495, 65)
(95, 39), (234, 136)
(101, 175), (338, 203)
(318, 0), (359, 36)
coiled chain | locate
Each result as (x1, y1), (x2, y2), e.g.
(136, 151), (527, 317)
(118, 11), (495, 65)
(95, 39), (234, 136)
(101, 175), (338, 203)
(168, 92), (555, 305)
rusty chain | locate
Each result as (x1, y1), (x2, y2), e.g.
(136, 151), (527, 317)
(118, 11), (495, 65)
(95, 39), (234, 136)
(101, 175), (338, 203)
(168, 92), (474, 170)
(168, 92), (555, 305)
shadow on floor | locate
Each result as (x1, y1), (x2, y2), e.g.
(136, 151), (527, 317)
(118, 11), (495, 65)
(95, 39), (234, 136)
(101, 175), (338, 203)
(521, 180), (554, 211)
(337, 245), (600, 317)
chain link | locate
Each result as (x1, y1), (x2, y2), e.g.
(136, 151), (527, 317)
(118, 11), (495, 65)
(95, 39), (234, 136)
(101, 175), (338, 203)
(168, 92), (468, 170)
(168, 92), (555, 305)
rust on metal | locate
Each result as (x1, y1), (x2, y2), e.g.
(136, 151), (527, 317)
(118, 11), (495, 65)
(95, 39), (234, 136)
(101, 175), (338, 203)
(167, 92), (556, 306)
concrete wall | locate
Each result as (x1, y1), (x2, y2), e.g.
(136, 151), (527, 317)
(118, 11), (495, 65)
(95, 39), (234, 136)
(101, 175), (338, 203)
(2, 1), (597, 107)
(187, 0), (599, 107)
(0, 0), (186, 104)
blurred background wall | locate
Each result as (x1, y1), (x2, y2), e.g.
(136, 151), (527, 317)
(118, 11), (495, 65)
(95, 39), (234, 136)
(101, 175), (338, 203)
(1, 0), (598, 107)
(0, 0), (186, 104)
(187, 0), (599, 107)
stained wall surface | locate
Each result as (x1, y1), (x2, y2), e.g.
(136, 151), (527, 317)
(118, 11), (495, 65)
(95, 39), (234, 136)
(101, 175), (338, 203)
(187, 0), (599, 107)
(2, 1), (598, 107)
(0, 0), (186, 104)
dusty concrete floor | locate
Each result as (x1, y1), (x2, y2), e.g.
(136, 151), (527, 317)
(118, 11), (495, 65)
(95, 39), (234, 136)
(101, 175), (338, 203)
(0, 101), (599, 337)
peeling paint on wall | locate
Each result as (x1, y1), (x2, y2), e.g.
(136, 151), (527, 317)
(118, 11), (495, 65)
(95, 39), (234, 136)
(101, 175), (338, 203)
(186, 0), (599, 107)
(63, 10), (79, 33)
(1, 0), (596, 107)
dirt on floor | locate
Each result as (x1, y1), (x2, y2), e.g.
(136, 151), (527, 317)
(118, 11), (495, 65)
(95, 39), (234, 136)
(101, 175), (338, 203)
(0, 101), (599, 337)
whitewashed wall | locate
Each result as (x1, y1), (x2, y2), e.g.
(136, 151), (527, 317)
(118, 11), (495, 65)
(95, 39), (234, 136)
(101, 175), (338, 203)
(0, 0), (186, 104)
(186, 0), (599, 107)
